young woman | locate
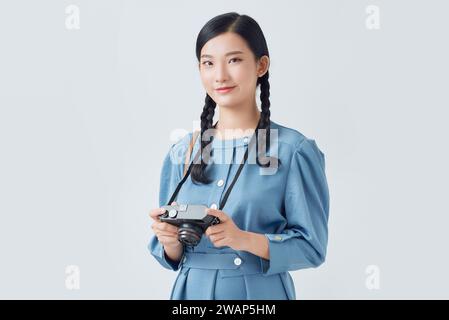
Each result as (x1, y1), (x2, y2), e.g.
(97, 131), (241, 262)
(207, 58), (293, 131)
(148, 12), (330, 300)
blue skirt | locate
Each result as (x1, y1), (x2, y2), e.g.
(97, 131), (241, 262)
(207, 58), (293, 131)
(169, 252), (296, 300)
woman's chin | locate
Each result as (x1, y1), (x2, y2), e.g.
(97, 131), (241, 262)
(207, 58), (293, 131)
(215, 97), (241, 109)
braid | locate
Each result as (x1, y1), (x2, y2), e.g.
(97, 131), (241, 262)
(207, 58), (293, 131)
(259, 72), (271, 129)
(191, 93), (216, 184)
(256, 72), (273, 167)
(255, 71), (281, 169)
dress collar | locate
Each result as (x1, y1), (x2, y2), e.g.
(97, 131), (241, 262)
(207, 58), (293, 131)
(192, 120), (276, 150)
(210, 132), (254, 149)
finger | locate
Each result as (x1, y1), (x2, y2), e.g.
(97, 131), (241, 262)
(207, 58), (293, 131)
(212, 237), (228, 248)
(149, 208), (167, 220)
(155, 231), (178, 238)
(154, 228), (178, 237)
(158, 235), (179, 245)
(205, 208), (228, 222)
(209, 232), (226, 242)
(155, 222), (179, 233)
(210, 233), (225, 243)
(205, 224), (225, 236)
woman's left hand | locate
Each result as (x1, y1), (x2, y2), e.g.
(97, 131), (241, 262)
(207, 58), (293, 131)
(204, 208), (248, 251)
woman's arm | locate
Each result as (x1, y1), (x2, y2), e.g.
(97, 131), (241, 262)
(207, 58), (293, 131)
(164, 242), (184, 262)
(205, 138), (329, 276)
(240, 231), (270, 260)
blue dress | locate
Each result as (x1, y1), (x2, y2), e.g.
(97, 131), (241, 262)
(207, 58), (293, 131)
(148, 120), (330, 300)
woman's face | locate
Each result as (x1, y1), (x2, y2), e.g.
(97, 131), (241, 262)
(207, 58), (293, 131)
(199, 32), (269, 108)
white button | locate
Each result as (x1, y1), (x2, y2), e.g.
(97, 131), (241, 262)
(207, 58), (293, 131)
(243, 137), (249, 144)
(217, 179), (224, 187)
(234, 257), (242, 266)
(274, 235), (282, 241)
(210, 203), (218, 209)
(168, 209), (177, 218)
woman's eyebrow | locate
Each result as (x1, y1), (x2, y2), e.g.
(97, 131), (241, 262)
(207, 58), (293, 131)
(201, 50), (244, 59)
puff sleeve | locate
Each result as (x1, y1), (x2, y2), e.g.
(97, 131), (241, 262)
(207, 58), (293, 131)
(262, 138), (330, 276)
(148, 142), (187, 271)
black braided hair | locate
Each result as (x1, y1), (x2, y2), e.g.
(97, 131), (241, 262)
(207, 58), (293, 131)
(191, 12), (280, 184)
(191, 93), (216, 184)
(255, 71), (273, 167)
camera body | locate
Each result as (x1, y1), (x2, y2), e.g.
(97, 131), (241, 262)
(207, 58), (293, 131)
(159, 204), (220, 246)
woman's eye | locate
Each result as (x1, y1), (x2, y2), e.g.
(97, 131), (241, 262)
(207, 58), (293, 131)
(201, 58), (241, 67)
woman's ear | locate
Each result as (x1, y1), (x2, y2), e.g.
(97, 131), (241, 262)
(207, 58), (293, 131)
(257, 55), (270, 78)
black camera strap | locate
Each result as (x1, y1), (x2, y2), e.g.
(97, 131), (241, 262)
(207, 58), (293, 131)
(167, 131), (256, 211)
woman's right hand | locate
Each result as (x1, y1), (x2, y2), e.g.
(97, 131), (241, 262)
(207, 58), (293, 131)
(149, 202), (182, 249)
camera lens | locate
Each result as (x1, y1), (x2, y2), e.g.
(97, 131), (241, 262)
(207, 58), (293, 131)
(178, 223), (204, 247)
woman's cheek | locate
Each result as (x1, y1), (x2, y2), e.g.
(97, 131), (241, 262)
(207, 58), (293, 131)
(200, 72), (213, 89)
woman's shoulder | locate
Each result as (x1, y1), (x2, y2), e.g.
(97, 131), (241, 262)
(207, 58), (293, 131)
(161, 131), (193, 168)
(270, 120), (326, 170)
(270, 120), (313, 151)
(170, 130), (194, 147)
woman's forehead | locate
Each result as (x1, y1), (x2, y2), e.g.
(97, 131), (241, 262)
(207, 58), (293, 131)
(200, 33), (249, 57)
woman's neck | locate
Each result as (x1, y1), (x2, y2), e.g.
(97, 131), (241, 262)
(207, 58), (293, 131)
(215, 102), (261, 139)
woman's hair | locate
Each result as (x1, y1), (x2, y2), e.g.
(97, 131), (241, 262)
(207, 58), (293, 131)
(191, 12), (279, 184)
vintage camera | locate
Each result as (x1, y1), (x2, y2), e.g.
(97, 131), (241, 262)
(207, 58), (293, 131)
(159, 204), (220, 246)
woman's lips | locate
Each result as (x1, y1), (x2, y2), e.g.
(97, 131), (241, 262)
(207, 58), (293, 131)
(215, 86), (236, 93)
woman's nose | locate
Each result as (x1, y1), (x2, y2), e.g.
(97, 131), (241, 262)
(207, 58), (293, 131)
(215, 63), (229, 83)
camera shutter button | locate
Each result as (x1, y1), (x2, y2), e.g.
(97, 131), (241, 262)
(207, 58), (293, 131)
(168, 209), (177, 218)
